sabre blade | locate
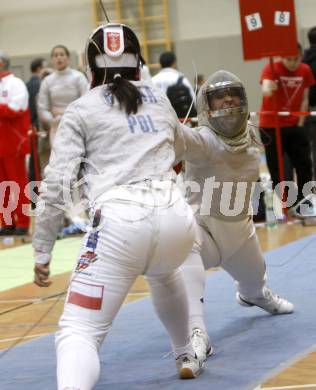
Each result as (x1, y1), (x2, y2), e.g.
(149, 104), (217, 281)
(99, 0), (110, 23)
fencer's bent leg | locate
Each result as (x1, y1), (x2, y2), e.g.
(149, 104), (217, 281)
(56, 276), (137, 390)
(56, 262), (138, 390)
(180, 225), (221, 332)
(56, 331), (100, 390)
(145, 192), (196, 357)
(221, 232), (266, 299)
(180, 249), (207, 332)
(221, 227), (294, 314)
(146, 270), (195, 357)
(56, 203), (151, 390)
(198, 225), (222, 270)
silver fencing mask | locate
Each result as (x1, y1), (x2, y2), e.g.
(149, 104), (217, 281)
(196, 70), (248, 139)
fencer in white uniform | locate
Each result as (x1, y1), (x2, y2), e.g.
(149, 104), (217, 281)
(37, 45), (89, 145)
(179, 70), (294, 361)
(33, 23), (204, 389)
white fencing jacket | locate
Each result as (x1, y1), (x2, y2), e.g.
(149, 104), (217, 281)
(33, 81), (188, 255)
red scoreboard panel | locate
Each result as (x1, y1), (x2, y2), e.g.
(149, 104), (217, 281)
(239, 0), (298, 60)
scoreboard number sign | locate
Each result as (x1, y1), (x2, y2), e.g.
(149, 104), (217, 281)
(245, 13), (263, 31)
(274, 11), (290, 26)
(239, 0), (297, 60)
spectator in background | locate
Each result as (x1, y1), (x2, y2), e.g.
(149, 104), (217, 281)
(0, 51), (31, 236)
(27, 58), (47, 129)
(259, 43), (315, 206)
(152, 51), (196, 119)
(37, 46), (89, 234)
(37, 45), (89, 146)
(303, 26), (316, 180)
(26, 58), (47, 208)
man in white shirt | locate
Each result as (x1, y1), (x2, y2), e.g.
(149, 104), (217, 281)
(152, 52), (194, 96)
(152, 51), (196, 119)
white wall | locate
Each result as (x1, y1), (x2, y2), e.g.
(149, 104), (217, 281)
(295, 0), (316, 30)
(0, 0), (94, 56)
(169, 0), (242, 40)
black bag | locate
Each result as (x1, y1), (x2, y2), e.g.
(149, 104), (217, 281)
(166, 76), (197, 119)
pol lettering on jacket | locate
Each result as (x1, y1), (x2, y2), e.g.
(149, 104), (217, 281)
(127, 114), (159, 133)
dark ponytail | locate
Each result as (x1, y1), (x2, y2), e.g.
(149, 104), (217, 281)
(106, 69), (142, 115)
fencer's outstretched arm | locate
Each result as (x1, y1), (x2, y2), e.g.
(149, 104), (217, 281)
(180, 124), (214, 163)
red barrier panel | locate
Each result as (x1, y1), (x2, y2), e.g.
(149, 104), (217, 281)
(28, 126), (41, 183)
(239, 0), (298, 60)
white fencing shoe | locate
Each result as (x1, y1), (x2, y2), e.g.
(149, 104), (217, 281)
(191, 327), (214, 362)
(288, 194), (316, 219)
(236, 287), (294, 315)
(176, 353), (203, 379)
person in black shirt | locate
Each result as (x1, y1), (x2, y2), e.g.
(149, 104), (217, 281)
(27, 58), (47, 128)
(26, 58), (47, 207)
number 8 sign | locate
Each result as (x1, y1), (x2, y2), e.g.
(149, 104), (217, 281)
(275, 11), (290, 26)
(239, 0), (297, 60)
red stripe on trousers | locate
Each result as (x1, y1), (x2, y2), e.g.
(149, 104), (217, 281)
(68, 291), (103, 310)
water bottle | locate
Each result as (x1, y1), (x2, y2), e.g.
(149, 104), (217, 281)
(264, 187), (277, 230)
(2, 236), (15, 246)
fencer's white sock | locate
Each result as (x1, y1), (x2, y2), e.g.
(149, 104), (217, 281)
(180, 252), (208, 333)
(56, 333), (100, 390)
(147, 270), (195, 357)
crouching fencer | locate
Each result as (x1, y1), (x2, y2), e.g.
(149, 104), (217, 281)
(179, 70), (294, 361)
(32, 23), (205, 389)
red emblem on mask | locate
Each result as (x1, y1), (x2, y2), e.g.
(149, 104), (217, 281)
(107, 32), (121, 52)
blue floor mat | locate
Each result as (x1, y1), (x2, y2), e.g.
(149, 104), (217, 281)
(1, 234), (316, 390)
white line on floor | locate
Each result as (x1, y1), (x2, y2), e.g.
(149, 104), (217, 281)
(256, 384), (316, 390)
(128, 292), (149, 296)
(0, 333), (50, 343)
(0, 297), (65, 303)
(0, 293), (147, 304)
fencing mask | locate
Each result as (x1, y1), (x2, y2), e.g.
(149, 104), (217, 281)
(85, 23), (144, 88)
(196, 70), (248, 140)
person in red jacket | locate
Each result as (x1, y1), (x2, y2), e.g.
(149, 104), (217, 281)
(259, 43), (315, 206)
(0, 51), (31, 235)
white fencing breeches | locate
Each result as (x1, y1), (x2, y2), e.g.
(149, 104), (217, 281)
(180, 216), (266, 332)
(55, 184), (196, 390)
